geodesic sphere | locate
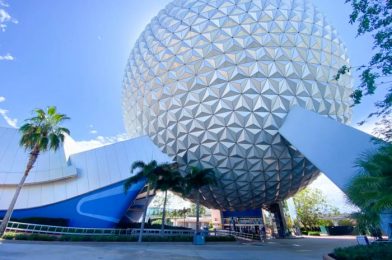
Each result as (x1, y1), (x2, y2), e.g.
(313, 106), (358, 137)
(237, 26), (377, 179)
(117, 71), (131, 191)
(122, 0), (352, 210)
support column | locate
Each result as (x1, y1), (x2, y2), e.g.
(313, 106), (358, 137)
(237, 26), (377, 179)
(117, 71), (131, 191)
(269, 202), (288, 238)
(259, 208), (266, 241)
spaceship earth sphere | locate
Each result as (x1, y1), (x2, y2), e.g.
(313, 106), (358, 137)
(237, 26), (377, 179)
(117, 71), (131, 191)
(122, 0), (352, 210)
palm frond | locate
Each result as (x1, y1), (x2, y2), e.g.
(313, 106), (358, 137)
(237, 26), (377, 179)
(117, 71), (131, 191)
(49, 133), (60, 151)
(131, 161), (146, 173)
(183, 166), (217, 194)
(39, 136), (49, 151)
(18, 106), (70, 153)
(124, 172), (144, 192)
(47, 106), (56, 116)
(347, 143), (392, 232)
(57, 127), (70, 135)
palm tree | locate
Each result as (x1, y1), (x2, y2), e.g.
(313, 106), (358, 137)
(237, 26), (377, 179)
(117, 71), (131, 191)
(0, 106), (70, 236)
(178, 207), (191, 227)
(123, 160), (171, 242)
(183, 166), (216, 235)
(154, 166), (184, 235)
(346, 144), (392, 238)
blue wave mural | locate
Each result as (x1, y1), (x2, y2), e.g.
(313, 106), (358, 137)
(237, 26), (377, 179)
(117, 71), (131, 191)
(0, 179), (145, 228)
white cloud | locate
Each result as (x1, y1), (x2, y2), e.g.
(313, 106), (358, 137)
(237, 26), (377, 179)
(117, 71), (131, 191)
(0, 96), (17, 128)
(0, 0), (9, 7)
(72, 133), (130, 154)
(0, 53), (14, 61)
(0, 9), (11, 31)
(0, 0), (16, 32)
(0, 1), (17, 61)
(88, 124), (98, 134)
(0, 108), (17, 128)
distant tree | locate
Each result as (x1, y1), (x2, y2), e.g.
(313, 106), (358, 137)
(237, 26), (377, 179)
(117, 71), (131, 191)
(190, 203), (207, 217)
(183, 166), (216, 234)
(180, 207), (191, 227)
(317, 219), (334, 227)
(293, 188), (334, 230)
(337, 218), (355, 226)
(123, 160), (172, 242)
(0, 106), (70, 236)
(336, 1), (392, 120)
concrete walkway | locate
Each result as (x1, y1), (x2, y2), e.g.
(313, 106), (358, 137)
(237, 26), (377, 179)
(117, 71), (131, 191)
(0, 236), (357, 260)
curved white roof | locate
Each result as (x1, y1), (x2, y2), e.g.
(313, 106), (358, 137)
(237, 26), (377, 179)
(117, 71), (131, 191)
(0, 127), (172, 210)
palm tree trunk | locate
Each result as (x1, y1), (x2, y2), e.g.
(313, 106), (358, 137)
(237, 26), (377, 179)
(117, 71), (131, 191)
(0, 149), (39, 236)
(138, 184), (150, 243)
(196, 192), (200, 234)
(160, 190), (168, 235)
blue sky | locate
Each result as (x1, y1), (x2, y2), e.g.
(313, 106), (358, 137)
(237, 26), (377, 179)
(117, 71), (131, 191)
(0, 0), (377, 141)
(0, 0), (379, 212)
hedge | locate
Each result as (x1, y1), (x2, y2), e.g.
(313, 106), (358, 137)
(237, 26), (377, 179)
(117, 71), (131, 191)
(2, 233), (236, 242)
(333, 243), (392, 260)
(301, 231), (320, 236)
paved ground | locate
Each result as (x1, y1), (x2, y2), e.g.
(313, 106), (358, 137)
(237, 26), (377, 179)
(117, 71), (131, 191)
(0, 236), (357, 260)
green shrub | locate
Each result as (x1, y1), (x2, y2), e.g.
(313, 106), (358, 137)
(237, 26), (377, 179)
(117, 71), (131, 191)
(317, 219), (334, 226)
(2, 233), (17, 240)
(333, 243), (392, 260)
(2, 233), (236, 243)
(307, 231), (321, 236)
(301, 231), (308, 235)
(337, 219), (354, 226)
(2, 233), (57, 241)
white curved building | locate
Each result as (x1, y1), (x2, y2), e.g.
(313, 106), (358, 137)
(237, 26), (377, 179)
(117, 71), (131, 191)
(0, 127), (171, 227)
(122, 0), (353, 210)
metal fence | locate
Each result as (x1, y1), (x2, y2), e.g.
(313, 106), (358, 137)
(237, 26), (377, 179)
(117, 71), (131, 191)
(215, 229), (261, 240)
(4, 221), (194, 237)
(4, 221), (261, 240)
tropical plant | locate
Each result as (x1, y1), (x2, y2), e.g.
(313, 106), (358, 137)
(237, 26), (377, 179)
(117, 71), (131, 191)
(123, 160), (172, 242)
(183, 166), (216, 234)
(0, 106), (70, 236)
(346, 143), (392, 238)
(154, 166), (184, 235)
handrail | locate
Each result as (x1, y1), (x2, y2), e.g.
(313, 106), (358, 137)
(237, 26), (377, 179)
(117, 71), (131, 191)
(3, 221), (260, 240)
(215, 229), (261, 241)
(3, 221), (194, 236)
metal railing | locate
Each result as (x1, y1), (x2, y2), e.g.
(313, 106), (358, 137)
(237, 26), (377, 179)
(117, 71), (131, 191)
(215, 229), (261, 240)
(4, 221), (194, 237)
(4, 221), (261, 240)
